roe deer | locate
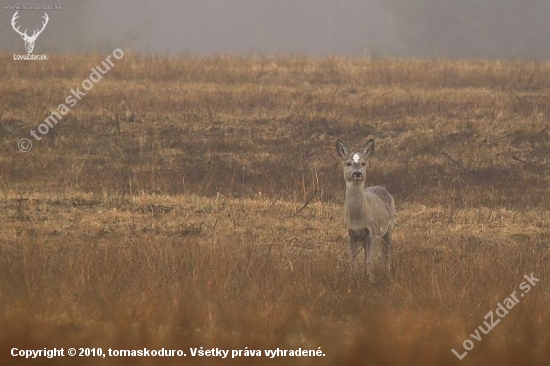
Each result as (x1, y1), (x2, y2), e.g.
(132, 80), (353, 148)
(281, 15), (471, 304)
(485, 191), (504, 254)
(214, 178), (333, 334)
(336, 138), (395, 273)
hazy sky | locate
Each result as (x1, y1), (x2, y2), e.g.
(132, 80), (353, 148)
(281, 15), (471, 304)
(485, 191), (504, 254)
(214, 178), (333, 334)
(1, 0), (549, 59)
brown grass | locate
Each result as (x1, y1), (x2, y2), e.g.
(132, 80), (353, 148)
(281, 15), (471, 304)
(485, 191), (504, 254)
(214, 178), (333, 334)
(0, 54), (549, 365)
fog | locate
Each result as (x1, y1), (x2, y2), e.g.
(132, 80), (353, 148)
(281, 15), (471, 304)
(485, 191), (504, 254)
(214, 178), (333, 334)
(1, 0), (549, 59)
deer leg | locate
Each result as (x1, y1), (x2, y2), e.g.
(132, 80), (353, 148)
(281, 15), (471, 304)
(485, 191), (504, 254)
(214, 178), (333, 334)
(348, 229), (364, 261)
(382, 229), (392, 273)
(348, 235), (361, 261)
(346, 235), (363, 284)
(364, 230), (374, 275)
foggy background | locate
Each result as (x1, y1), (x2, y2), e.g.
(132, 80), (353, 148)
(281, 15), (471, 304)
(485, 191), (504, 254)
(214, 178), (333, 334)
(1, 0), (549, 59)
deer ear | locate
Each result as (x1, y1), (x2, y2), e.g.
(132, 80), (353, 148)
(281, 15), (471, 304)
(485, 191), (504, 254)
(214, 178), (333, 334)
(336, 139), (349, 160)
(361, 139), (374, 159)
(21, 34), (25, 40)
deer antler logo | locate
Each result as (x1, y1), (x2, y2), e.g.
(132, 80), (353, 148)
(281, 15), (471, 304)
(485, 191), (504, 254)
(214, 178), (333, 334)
(11, 11), (49, 54)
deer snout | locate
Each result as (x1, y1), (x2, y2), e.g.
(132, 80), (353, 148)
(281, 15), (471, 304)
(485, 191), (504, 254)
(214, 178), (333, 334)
(352, 171), (363, 180)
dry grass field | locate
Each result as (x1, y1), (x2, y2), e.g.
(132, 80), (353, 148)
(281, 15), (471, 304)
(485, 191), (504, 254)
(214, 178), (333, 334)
(0, 54), (549, 365)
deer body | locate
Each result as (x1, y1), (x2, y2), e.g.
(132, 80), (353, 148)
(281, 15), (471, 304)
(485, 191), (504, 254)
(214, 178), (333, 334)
(336, 139), (395, 271)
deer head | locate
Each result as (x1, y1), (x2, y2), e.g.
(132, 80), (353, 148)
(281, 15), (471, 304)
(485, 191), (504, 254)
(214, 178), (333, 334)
(336, 139), (374, 184)
(11, 11), (49, 53)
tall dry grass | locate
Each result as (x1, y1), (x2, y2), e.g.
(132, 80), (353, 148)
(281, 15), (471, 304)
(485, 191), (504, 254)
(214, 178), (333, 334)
(0, 53), (549, 365)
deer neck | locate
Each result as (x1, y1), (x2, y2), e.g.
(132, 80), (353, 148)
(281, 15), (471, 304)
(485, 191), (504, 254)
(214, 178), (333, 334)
(344, 182), (370, 229)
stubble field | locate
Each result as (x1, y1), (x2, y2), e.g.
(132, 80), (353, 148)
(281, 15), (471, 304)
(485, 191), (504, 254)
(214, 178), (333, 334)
(0, 54), (549, 365)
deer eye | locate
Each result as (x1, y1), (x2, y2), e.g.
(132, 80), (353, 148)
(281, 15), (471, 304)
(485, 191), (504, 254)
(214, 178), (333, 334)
(361, 162), (366, 166)
(346, 162), (352, 166)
